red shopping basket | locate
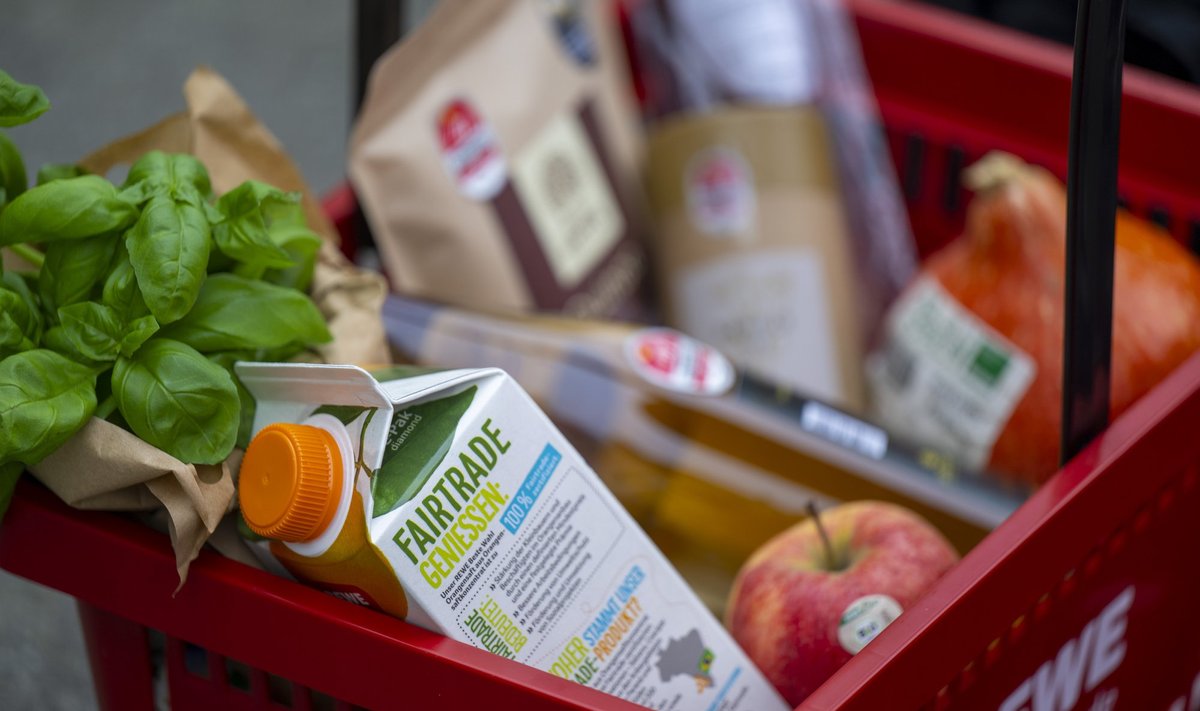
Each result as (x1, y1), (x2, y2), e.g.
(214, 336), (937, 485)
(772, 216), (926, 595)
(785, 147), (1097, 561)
(5, 1), (1200, 709)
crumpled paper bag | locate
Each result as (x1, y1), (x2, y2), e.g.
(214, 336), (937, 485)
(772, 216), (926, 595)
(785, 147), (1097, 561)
(29, 67), (389, 584)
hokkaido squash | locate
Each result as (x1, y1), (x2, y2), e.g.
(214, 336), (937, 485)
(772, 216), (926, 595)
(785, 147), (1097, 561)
(869, 152), (1200, 485)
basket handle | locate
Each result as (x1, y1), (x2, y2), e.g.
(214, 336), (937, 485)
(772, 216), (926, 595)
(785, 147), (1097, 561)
(1061, 0), (1129, 465)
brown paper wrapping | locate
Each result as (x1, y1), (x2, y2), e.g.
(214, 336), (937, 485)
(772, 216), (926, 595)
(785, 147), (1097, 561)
(29, 420), (235, 585)
(29, 67), (389, 583)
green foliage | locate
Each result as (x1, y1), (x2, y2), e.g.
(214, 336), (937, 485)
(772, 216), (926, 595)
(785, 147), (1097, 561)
(0, 72), (334, 519)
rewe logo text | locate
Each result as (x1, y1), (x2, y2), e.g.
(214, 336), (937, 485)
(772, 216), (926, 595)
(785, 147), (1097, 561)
(999, 586), (1135, 711)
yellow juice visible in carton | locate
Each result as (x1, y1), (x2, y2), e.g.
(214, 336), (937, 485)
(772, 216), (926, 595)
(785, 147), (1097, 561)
(236, 362), (788, 710)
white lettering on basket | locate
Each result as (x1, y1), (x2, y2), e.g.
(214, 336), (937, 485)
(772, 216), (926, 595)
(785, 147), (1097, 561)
(1165, 668), (1200, 711)
(998, 585), (1134, 711)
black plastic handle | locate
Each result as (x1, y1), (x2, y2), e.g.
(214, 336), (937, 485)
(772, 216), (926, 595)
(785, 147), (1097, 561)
(1061, 0), (1129, 465)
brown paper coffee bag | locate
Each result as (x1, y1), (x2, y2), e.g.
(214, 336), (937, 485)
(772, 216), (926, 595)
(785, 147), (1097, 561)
(350, 0), (651, 320)
(645, 107), (865, 411)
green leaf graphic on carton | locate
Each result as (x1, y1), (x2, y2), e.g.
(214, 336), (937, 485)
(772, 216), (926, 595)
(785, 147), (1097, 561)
(310, 405), (379, 482)
(313, 404), (372, 426)
(371, 386), (476, 518)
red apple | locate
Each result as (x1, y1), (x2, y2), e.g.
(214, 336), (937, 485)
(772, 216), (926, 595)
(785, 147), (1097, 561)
(725, 501), (959, 705)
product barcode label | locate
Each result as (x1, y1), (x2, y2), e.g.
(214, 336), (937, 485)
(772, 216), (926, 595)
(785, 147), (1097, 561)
(800, 401), (887, 461)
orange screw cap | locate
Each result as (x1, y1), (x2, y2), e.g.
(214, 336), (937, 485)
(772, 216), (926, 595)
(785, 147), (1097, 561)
(239, 423), (343, 542)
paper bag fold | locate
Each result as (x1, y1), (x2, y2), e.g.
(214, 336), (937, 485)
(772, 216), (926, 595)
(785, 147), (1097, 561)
(30, 419), (234, 584)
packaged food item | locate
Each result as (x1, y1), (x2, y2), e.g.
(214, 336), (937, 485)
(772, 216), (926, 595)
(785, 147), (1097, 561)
(626, 0), (918, 342)
(644, 106), (864, 409)
(380, 294), (1028, 610)
(350, 0), (652, 321)
(237, 362), (789, 710)
(868, 152), (1200, 484)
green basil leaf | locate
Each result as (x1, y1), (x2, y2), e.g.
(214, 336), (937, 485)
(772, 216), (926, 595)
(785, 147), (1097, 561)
(0, 278), (40, 357)
(371, 385), (476, 517)
(262, 225), (321, 291)
(0, 461), (21, 524)
(0, 349), (97, 465)
(113, 338), (238, 465)
(117, 180), (157, 207)
(212, 181), (296, 268)
(206, 248), (236, 275)
(0, 71), (49, 128)
(42, 326), (74, 358)
(55, 302), (129, 363)
(157, 273), (330, 352)
(36, 163), (86, 186)
(120, 315), (160, 358)
(252, 342), (307, 363)
(202, 202), (225, 224)
(207, 350), (256, 450)
(126, 195), (210, 324)
(38, 232), (119, 315)
(0, 175), (137, 246)
(0, 131), (27, 211)
(101, 247), (150, 321)
(123, 151), (212, 205)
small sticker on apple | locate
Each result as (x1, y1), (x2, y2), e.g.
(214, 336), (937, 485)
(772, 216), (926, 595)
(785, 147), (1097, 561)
(624, 328), (736, 397)
(837, 594), (903, 655)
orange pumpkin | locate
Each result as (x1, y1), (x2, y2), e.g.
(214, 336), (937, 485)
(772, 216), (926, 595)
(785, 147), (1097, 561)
(893, 153), (1200, 484)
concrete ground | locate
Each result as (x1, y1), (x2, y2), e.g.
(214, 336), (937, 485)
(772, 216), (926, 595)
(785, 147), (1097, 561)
(1, 1), (357, 708)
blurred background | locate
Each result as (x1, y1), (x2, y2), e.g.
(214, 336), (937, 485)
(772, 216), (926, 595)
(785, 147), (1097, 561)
(2, 0), (1198, 708)
(1, 1), (354, 197)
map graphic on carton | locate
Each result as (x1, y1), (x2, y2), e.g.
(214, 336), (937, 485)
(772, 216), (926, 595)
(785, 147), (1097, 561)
(658, 629), (716, 692)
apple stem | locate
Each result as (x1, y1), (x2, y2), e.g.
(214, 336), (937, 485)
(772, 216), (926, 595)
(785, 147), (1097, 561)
(807, 501), (840, 570)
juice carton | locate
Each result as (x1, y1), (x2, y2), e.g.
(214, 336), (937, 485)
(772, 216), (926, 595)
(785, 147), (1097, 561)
(236, 362), (788, 710)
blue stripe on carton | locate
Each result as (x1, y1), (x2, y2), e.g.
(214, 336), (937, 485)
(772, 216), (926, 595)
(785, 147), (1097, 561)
(500, 444), (561, 534)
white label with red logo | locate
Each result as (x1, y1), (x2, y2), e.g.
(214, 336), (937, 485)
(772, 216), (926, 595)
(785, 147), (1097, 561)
(437, 98), (507, 201)
(685, 146), (755, 237)
(624, 328), (735, 397)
